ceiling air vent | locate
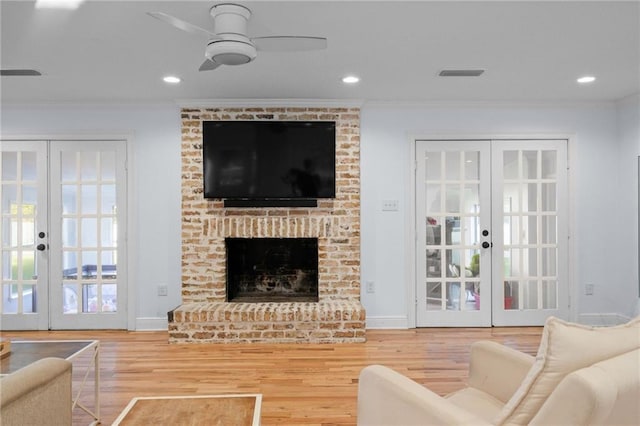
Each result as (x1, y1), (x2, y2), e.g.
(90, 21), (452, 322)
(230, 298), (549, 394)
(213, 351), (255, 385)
(0, 69), (42, 76)
(439, 69), (485, 77)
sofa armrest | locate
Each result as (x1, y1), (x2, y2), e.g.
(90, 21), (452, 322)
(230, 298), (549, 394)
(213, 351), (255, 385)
(0, 357), (72, 426)
(357, 364), (491, 426)
(467, 340), (535, 403)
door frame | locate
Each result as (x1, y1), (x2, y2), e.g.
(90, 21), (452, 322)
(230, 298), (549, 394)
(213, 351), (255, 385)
(1, 133), (135, 330)
(406, 133), (577, 328)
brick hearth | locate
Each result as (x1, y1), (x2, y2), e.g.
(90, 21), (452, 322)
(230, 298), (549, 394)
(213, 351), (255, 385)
(170, 107), (365, 343)
(169, 301), (365, 343)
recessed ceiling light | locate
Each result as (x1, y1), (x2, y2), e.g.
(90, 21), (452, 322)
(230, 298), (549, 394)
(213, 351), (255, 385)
(35, 0), (84, 9)
(342, 75), (360, 84)
(577, 76), (596, 84)
(163, 76), (181, 84)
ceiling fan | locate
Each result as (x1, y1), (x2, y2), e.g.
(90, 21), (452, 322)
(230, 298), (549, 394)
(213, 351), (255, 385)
(148, 3), (327, 72)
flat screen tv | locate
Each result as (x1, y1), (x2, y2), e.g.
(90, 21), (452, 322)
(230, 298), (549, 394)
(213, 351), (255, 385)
(203, 121), (336, 200)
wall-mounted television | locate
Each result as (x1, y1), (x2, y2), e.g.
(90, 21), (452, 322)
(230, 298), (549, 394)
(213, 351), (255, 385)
(202, 121), (336, 203)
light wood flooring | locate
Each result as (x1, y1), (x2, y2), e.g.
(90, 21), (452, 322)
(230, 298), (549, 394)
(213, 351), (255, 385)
(1, 327), (542, 425)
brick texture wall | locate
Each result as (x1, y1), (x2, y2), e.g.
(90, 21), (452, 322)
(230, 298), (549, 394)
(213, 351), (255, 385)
(171, 107), (365, 343)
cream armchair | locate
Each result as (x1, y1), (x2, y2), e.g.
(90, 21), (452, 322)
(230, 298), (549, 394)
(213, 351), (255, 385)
(357, 317), (640, 425)
(1, 357), (72, 425)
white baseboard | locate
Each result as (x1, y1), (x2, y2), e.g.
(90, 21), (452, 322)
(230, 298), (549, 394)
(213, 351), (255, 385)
(577, 313), (632, 326)
(367, 313), (635, 329)
(135, 317), (168, 331)
(366, 315), (409, 329)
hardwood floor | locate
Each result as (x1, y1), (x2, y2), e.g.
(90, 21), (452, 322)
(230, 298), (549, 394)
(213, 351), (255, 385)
(1, 327), (542, 425)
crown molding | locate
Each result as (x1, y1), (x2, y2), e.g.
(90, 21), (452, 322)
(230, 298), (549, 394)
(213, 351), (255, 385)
(362, 99), (618, 109)
(175, 98), (364, 109)
(1, 100), (179, 109)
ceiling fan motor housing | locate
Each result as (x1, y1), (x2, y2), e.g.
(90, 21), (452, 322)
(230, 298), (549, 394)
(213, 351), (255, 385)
(206, 3), (256, 65)
(210, 3), (250, 34)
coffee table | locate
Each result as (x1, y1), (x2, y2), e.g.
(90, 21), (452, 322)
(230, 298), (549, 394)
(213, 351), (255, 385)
(112, 394), (262, 426)
(0, 340), (100, 425)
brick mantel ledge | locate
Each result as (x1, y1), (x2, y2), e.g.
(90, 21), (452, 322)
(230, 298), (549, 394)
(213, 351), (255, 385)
(168, 301), (366, 344)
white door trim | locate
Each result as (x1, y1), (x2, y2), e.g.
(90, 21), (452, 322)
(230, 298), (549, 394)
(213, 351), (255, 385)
(407, 133), (576, 328)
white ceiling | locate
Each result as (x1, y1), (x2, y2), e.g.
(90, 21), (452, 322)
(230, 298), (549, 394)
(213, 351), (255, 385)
(1, 0), (639, 105)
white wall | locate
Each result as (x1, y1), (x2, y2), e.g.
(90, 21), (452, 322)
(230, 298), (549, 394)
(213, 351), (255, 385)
(616, 94), (640, 317)
(1, 104), (183, 329)
(2, 100), (635, 329)
(360, 102), (631, 327)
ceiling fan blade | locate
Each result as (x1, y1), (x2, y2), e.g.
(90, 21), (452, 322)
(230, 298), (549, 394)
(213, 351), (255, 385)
(199, 59), (221, 72)
(0, 69), (42, 76)
(147, 12), (220, 40)
(251, 36), (327, 52)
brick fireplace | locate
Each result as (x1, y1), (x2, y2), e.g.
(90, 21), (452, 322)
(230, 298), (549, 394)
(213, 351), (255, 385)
(169, 106), (366, 343)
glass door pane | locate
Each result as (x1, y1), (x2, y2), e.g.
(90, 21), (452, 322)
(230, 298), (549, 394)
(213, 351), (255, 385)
(60, 151), (118, 314)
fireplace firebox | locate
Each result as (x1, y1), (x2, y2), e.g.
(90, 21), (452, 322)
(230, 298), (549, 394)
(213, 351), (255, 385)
(226, 238), (319, 303)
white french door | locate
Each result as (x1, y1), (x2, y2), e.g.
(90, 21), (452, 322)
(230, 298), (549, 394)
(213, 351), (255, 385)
(415, 139), (568, 327)
(1, 141), (49, 330)
(490, 140), (568, 326)
(416, 141), (492, 327)
(1, 139), (128, 330)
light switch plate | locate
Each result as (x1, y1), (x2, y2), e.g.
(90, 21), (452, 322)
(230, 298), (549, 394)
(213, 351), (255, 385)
(382, 200), (399, 211)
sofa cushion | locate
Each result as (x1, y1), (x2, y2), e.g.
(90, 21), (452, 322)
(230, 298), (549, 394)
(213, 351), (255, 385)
(446, 387), (504, 423)
(495, 316), (640, 425)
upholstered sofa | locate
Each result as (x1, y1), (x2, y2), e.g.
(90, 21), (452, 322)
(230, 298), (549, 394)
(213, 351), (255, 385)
(358, 316), (640, 425)
(0, 357), (72, 425)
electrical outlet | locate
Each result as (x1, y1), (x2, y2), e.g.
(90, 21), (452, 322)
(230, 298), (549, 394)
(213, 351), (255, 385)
(157, 285), (168, 296)
(366, 281), (375, 293)
(585, 283), (594, 296)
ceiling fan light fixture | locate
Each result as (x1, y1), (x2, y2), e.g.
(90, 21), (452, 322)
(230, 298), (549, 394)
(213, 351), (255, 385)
(206, 39), (257, 66)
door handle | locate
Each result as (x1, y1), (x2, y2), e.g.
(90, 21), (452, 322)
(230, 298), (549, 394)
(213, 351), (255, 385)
(36, 243), (46, 251)
(481, 241), (492, 249)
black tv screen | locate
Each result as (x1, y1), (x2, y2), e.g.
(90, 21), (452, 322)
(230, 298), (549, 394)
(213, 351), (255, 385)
(203, 121), (336, 199)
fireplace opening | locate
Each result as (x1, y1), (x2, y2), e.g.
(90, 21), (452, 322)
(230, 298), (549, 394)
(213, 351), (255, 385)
(226, 238), (319, 303)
